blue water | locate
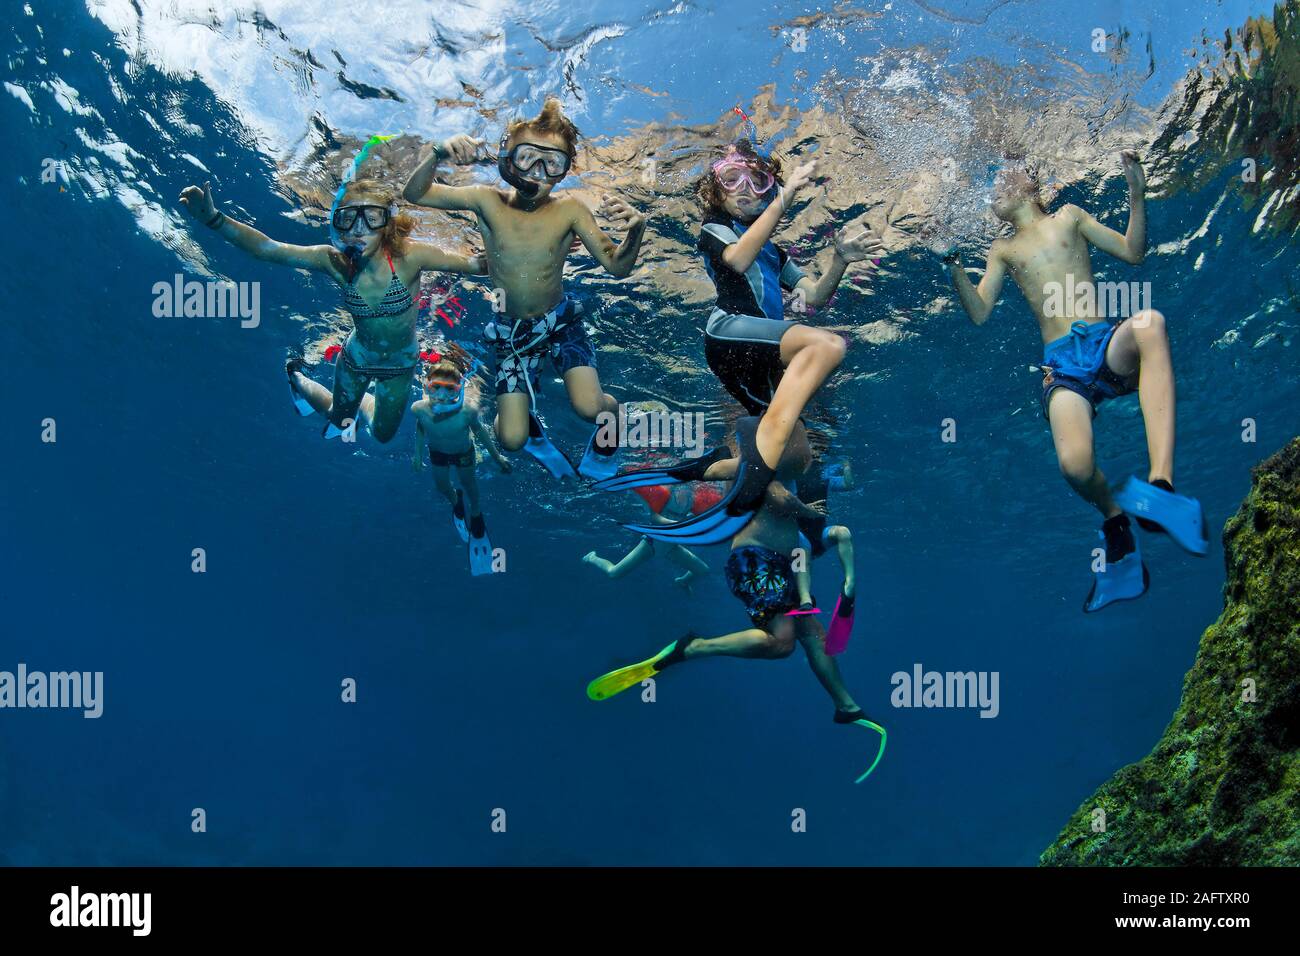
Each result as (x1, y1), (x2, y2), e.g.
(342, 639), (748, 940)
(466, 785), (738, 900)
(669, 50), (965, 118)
(2, 1), (1296, 865)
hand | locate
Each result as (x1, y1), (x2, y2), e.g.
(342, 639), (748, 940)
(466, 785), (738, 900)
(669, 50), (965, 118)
(598, 194), (643, 231)
(1121, 150), (1145, 191)
(834, 226), (884, 264)
(441, 134), (488, 166)
(784, 158), (820, 194)
(179, 181), (217, 221)
(806, 498), (829, 516)
(496, 457), (513, 474)
(674, 571), (695, 593)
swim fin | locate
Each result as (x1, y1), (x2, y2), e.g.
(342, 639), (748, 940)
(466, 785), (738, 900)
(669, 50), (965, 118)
(468, 515), (494, 576)
(523, 412), (578, 480)
(591, 446), (731, 493)
(824, 587), (856, 656)
(586, 635), (692, 701)
(577, 427), (621, 481)
(835, 709), (887, 784)
(286, 359), (316, 417)
(451, 489), (469, 543)
(322, 418), (358, 440)
(1084, 517), (1149, 613)
(618, 419), (774, 546)
(1114, 476), (1209, 557)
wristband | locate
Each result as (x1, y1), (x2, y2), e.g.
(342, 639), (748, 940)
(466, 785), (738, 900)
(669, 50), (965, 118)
(204, 210), (225, 229)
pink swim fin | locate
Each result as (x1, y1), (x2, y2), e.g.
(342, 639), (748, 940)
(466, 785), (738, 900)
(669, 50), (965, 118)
(824, 589), (856, 656)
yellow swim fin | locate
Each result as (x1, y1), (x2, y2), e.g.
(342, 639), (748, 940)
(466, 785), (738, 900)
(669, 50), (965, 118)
(586, 641), (682, 701)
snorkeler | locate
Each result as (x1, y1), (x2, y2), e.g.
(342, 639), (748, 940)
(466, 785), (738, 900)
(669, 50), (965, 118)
(591, 138), (883, 545)
(581, 479), (721, 591)
(180, 142), (487, 444)
(790, 452), (857, 655)
(946, 151), (1207, 612)
(410, 343), (511, 576)
(402, 98), (646, 482)
(585, 420), (886, 784)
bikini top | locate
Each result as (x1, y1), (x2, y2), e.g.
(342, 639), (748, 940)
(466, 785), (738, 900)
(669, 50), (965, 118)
(340, 250), (414, 319)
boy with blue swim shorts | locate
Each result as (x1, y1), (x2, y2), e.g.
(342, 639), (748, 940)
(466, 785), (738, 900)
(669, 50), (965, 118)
(945, 152), (1208, 613)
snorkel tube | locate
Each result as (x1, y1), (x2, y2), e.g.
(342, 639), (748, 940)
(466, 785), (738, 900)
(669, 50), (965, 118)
(329, 133), (397, 269)
(497, 133), (540, 197)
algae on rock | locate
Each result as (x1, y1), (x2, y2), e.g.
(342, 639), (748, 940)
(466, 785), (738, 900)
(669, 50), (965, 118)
(1041, 439), (1300, 866)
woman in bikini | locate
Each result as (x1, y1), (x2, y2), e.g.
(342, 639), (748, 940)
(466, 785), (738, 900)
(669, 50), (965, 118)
(179, 176), (486, 443)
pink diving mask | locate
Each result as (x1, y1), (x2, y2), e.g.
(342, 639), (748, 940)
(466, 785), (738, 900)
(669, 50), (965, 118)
(711, 155), (776, 196)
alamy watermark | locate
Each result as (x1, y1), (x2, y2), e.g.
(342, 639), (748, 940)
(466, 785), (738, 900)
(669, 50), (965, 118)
(0, 663), (103, 718)
(152, 274), (260, 328)
(891, 663), (1000, 718)
(593, 407), (707, 457)
(1042, 274), (1152, 321)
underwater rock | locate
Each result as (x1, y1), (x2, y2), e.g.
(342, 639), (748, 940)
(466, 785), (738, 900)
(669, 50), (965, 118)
(1041, 438), (1300, 866)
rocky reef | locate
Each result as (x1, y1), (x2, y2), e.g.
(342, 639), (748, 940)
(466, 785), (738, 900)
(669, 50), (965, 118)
(1041, 438), (1300, 865)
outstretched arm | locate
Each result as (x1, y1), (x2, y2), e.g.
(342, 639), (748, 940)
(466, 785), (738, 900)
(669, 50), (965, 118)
(570, 195), (646, 278)
(179, 181), (336, 274)
(949, 244), (1007, 326)
(1076, 150), (1147, 265)
(795, 225), (884, 307)
(403, 135), (492, 213)
(406, 241), (489, 277)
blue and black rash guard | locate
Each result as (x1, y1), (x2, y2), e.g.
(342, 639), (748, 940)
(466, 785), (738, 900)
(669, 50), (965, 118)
(698, 214), (805, 319)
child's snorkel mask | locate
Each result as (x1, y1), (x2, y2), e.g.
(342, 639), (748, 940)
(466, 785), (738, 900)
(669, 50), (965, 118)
(497, 133), (572, 197)
(712, 152), (776, 196)
(420, 346), (478, 416)
(328, 133), (395, 267)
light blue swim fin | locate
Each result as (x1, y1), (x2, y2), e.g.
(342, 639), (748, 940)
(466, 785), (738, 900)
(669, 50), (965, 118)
(322, 418), (358, 441)
(619, 418), (772, 546)
(1084, 530), (1149, 613)
(1114, 476), (1209, 557)
(523, 413), (578, 480)
(592, 447), (731, 493)
(468, 518), (494, 576)
(577, 427), (622, 481)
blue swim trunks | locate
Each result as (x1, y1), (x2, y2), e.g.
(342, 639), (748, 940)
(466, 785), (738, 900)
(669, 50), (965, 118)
(1039, 318), (1135, 419)
(482, 296), (597, 396)
(724, 546), (799, 630)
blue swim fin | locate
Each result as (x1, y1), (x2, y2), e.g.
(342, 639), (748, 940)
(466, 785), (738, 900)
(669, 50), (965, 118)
(619, 418), (774, 546)
(1084, 523), (1149, 613)
(468, 516), (494, 576)
(577, 427), (621, 481)
(523, 413), (578, 481)
(1114, 476), (1209, 557)
(591, 446), (732, 492)
(322, 418), (358, 441)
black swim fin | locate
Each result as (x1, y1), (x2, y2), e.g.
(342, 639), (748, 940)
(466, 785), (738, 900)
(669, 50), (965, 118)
(591, 446), (731, 492)
(618, 418), (775, 546)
